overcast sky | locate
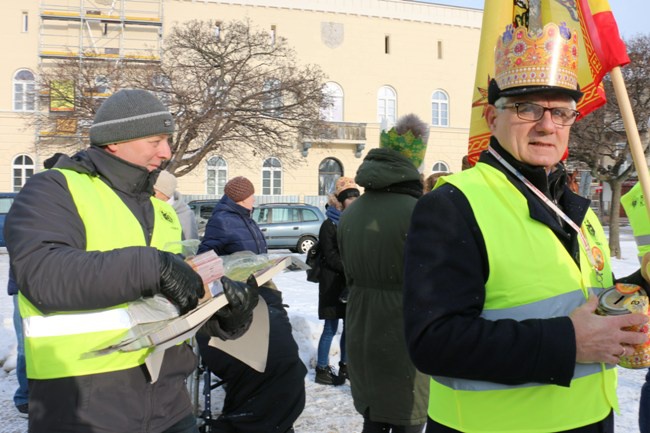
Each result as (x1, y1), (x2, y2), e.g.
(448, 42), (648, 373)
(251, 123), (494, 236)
(421, 0), (647, 39)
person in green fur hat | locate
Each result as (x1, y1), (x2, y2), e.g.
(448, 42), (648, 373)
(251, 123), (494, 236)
(338, 113), (430, 432)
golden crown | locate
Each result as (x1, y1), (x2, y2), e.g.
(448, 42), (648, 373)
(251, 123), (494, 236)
(494, 22), (579, 92)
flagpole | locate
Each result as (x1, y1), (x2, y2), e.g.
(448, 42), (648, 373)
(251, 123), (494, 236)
(610, 66), (650, 219)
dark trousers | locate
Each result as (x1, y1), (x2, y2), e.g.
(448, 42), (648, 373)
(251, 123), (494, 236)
(363, 409), (424, 433)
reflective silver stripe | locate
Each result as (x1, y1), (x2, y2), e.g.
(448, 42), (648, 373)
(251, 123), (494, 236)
(433, 287), (608, 391)
(432, 362), (610, 391)
(635, 234), (650, 248)
(480, 288), (600, 321)
(23, 308), (132, 338)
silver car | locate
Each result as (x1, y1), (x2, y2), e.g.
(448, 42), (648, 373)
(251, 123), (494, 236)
(252, 203), (325, 253)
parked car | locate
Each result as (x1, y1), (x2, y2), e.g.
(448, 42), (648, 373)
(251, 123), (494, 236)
(188, 199), (219, 239)
(189, 200), (325, 253)
(0, 193), (18, 247)
(252, 203), (325, 254)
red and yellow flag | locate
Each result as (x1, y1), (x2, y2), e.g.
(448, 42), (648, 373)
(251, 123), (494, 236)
(467, 0), (629, 165)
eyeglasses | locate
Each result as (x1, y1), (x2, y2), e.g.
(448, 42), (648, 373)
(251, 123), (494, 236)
(498, 102), (580, 126)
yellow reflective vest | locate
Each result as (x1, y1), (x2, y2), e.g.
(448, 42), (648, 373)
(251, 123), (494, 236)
(621, 182), (650, 259)
(429, 163), (617, 433)
(20, 169), (183, 379)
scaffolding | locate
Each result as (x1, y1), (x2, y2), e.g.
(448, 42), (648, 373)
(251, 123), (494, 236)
(39, 0), (163, 62)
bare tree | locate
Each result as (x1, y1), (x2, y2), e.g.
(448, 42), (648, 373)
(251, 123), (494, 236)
(569, 34), (650, 258)
(128, 19), (328, 175)
(32, 19), (328, 176)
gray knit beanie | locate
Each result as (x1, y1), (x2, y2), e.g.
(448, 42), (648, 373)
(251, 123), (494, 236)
(90, 89), (174, 146)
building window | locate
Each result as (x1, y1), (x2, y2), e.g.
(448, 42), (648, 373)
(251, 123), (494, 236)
(13, 155), (34, 191)
(385, 35), (390, 54)
(321, 82), (343, 122)
(22, 11), (28, 32)
(13, 69), (35, 112)
(207, 156), (227, 195)
(262, 78), (282, 118)
(262, 157), (282, 195)
(377, 86), (396, 129)
(431, 90), (449, 127)
(214, 21), (222, 41)
(270, 25), (277, 46)
(432, 161), (450, 173)
(319, 158), (343, 195)
(437, 40), (443, 59)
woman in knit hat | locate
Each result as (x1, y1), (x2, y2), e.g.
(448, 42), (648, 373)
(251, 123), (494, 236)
(197, 176), (306, 432)
(198, 176), (265, 255)
(315, 176), (360, 386)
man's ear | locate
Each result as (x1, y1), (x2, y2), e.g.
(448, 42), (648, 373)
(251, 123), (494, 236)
(104, 143), (119, 154)
(485, 105), (498, 132)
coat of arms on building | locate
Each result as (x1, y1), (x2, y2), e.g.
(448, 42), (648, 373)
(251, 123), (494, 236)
(321, 22), (344, 49)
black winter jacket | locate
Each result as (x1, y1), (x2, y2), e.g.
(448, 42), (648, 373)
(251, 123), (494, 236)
(197, 286), (306, 433)
(5, 147), (197, 433)
(198, 195), (267, 256)
(318, 218), (347, 320)
(403, 140), (643, 432)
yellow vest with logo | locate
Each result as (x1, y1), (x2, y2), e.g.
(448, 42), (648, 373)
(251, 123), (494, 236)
(621, 182), (650, 258)
(428, 162), (616, 433)
(20, 169), (183, 379)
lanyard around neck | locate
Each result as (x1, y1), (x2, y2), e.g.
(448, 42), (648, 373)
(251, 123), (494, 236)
(487, 146), (604, 284)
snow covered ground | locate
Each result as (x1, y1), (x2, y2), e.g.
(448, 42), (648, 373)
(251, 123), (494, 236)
(0, 225), (647, 432)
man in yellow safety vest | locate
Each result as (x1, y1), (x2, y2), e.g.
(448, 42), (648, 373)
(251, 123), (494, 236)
(403, 23), (648, 433)
(5, 89), (258, 433)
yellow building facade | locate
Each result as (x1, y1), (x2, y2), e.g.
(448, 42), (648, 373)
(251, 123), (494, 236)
(1, 0), (482, 199)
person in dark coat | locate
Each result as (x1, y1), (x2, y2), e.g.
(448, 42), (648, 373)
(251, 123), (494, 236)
(315, 177), (360, 385)
(198, 176), (267, 255)
(197, 286), (306, 433)
(338, 114), (430, 432)
(197, 175), (306, 432)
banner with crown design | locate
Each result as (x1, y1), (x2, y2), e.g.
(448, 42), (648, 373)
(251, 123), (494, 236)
(467, 0), (629, 166)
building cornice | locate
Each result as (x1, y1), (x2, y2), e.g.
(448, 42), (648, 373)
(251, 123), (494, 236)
(173, 0), (483, 28)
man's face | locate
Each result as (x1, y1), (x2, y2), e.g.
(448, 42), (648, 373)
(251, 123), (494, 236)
(240, 194), (255, 211)
(105, 135), (172, 172)
(485, 93), (575, 171)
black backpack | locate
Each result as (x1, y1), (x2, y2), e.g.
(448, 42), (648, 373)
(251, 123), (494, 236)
(305, 241), (322, 283)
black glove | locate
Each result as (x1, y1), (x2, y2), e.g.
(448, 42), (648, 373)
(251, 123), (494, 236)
(158, 251), (205, 315)
(213, 275), (259, 334)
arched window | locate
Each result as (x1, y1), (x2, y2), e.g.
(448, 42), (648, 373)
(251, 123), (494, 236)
(13, 69), (35, 112)
(321, 82), (343, 122)
(262, 157), (282, 195)
(432, 161), (450, 173)
(377, 86), (396, 129)
(207, 156), (227, 195)
(431, 90), (449, 127)
(319, 158), (343, 195)
(13, 155), (34, 191)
